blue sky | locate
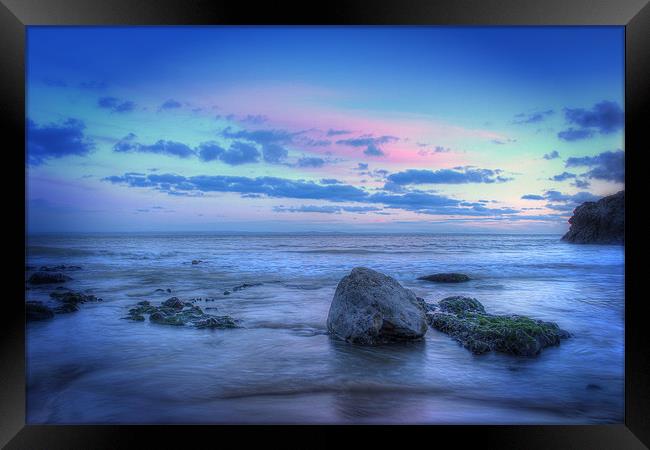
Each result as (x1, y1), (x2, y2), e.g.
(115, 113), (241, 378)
(26, 26), (624, 233)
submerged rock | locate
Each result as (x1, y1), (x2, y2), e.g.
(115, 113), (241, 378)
(50, 291), (101, 304)
(562, 190), (624, 244)
(327, 267), (428, 345)
(48, 290), (101, 314)
(28, 272), (72, 285)
(124, 297), (240, 329)
(39, 264), (82, 272)
(195, 316), (238, 329)
(427, 296), (570, 356)
(54, 303), (80, 314)
(26, 301), (54, 321)
(150, 311), (186, 326)
(418, 273), (470, 283)
(232, 283), (262, 292)
(161, 297), (184, 309)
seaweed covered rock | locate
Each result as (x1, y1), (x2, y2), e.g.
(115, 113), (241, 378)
(327, 267), (428, 345)
(47, 290), (101, 314)
(150, 311), (186, 326)
(161, 297), (185, 310)
(50, 291), (102, 305)
(418, 273), (470, 283)
(427, 296), (570, 356)
(562, 190), (624, 244)
(28, 272), (72, 285)
(26, 301), (54, 321)
(123, 298), (240, 329)
(196, 316), (239, 329)
(437, 296), (485, 315)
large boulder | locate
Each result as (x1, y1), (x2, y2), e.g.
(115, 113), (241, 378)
(562, 191), (624, 244)
(327, 267), (428, 344)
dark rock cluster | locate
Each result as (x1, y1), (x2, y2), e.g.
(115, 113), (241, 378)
(123, 297), (239, 329)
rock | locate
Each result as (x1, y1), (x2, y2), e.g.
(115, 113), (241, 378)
(28, 272), (72, 285)
(195, 316), (239, 329)
(50, 291), (101, 304)
(438, 296), (485, 315)
(26, 301), (54, 321)
(326, 267), (428, 345)
(124, 297), (240, 329)
(161, 297), (184, 309)
(418, 273), (470, 283)
(232, 283), (262, 292)
(562, 190), (624, 244)
(223, 290), (231, 296)
(123, 314), (145, 321)
(150, 311), (185, 326)
(54, 303), (79, 314)
(39, 264), (82, 272)
(48, 291), (101, 315)
(427, 296), (570, 356)
(413, 296), (429, 311)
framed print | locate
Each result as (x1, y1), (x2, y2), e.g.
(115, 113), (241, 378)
(1, 0), (648, 448)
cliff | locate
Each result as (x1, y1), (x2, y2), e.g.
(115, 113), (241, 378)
(561, 191), (624, 245)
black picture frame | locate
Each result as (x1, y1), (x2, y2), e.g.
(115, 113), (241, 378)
(2, 0), (648, 448)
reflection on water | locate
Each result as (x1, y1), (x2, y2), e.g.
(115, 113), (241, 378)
(26, 233), (624, 424)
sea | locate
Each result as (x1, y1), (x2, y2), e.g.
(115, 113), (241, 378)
(25, 233), (625, 424)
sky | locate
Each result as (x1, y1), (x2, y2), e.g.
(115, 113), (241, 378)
(26, 26), (625, 233)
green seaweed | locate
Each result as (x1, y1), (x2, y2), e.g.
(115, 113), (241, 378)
(428, 298), (570, 356)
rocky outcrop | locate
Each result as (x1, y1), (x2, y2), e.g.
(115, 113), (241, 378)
(327, 267), (428, 345)
(426, 296), (570, 356)
(418, 273), (470, 283)
(562, 191), (624, 244)
(28, 272), (72, 284)
(123, 298), (239, 329)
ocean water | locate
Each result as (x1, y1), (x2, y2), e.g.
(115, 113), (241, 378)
(25, 233), (625, 424)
